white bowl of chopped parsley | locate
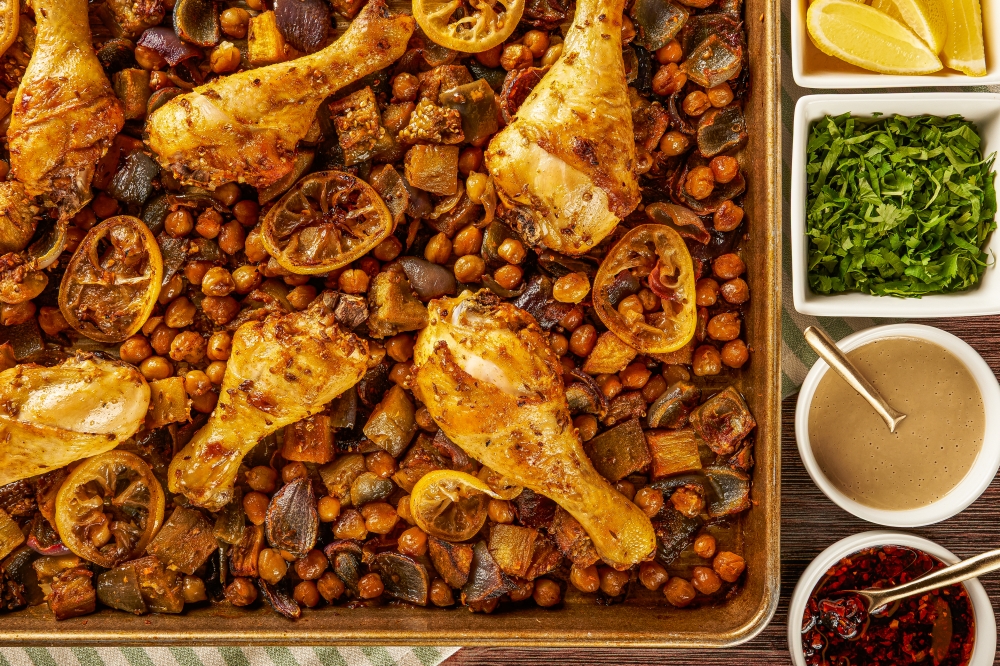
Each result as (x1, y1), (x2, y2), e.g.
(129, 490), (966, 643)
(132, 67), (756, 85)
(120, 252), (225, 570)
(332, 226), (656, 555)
(791, 93), (1000, 317)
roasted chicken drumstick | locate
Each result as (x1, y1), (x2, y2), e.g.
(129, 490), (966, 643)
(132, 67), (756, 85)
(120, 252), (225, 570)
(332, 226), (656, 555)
(412, 291), (656, 569)
(146, 0), (415, 190)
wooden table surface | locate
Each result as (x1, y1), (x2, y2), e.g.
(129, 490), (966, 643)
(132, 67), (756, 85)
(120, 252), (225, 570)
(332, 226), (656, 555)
(445, 317), (1000, 665)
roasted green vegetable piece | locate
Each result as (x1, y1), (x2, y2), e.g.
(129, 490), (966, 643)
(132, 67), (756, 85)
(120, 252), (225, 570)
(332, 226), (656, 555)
(806, 113), (998, 296)
(583, 418), (652, 482)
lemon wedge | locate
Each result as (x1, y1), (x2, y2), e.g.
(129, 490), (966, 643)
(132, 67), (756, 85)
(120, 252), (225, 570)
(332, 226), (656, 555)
(871, 0), (946, 53)
(806, 0), (943, 75)
(409, 470), (503, 542)
(940, 0), (986, 76)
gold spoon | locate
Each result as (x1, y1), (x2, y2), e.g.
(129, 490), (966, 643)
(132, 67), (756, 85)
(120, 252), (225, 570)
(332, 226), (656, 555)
(803, 326), (906, 433)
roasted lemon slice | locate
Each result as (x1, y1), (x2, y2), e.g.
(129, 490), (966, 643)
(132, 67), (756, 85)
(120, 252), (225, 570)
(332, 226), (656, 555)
(593, 224), (696, 354)
(410, 470), (506, 542)
(414, 0), (524, 53)
(261, 171), (394, 275)
(55, 451), (165, 569)
(59, 215), (162, 343)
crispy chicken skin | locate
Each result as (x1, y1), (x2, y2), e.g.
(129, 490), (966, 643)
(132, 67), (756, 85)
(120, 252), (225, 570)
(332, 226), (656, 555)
(0, 354), (150, 487)
(8, 0), (124, 218)
(484, 0), (639, 256)
(412, 291), (656, 569)
(145, 0), (415, 190)
(168, 294), (369, 511)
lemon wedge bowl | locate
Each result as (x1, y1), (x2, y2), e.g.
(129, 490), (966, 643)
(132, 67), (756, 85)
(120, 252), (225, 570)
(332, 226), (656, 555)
(806, 0), (943, 75)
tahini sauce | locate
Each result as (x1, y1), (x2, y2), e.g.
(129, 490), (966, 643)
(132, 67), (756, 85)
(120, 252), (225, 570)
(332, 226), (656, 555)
(807, 337), (984, 510)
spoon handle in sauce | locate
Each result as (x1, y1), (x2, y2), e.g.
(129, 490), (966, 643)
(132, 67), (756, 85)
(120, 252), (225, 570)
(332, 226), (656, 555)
(859, 548), (1000, 611)
(803, 326), (907, 433)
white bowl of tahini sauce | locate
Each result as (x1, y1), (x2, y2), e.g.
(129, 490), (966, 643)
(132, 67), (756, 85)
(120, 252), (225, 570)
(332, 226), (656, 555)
(795, 324), (1000, 527)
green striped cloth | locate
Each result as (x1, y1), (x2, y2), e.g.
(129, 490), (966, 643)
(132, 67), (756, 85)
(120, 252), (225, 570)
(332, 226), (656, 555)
(0, 648), (459, 666)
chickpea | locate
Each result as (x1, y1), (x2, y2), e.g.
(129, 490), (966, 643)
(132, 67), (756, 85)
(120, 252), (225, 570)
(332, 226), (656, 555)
(246, 466), (278, 494)
(664, 364), (691, 384)
(365, 450), (397, 478)
(244, 228), (268, 262)
(119, 335), (153, 364)
(183, 370), (212, 398)
(293, 581), (320, 608)
(205, 331), (232, 362)
(599, 568), (629, 597)
(258, 548), (287, 585)
(215, 183), (242, 207)
(511, 581), (537, 602)
(493, 264), (523, 290)
(574, 414), (598, 442)
(552, 272), (590, 304)
(452, 225), (482, 257)
(714, 200), (745, 232)
(218, 220), (245, 255)
(210, 42), (241, 74)
(199, 267), (234, 297)
(655, 39), (683, 64)
(695, 278), (719, 307)
(357, 573), (384, 599)
(596, 373), (623, 400)
(134, 44), (167, 70)
(392, 72), (419, 102)
(620, 362), (651, 389)
(709, 155), (740, 184)
(398, 527), (428, 557)
(206, 360), (227, 385)
(339, 269), (370, 294)
(633, 486), (664, 517)
(523, 30), (550, 58)
(487, 499), (515, 524)
(636, 287), (658, 312)
(682, 91), (711, 116)
(397, 495), (414, 525)
(232, 265), (262, 294)
(225, 578), (258, 606)
(540, 42), (563, 67)
(533, 579), (561, 607)
(713, 253), (746, 279)
(671, 486), (705, 518)
(651, 63), (687, 96)
(497, 238), (527, 265)
(692, 566), (722, 595)
(191, 390), (218, 414)
(294, 550), (328, 581)
(550, 333), (568, 356)
(202, 296), (239, 326)
(614, 479), (636, 501)
(334, 509), (368, 541)
(243, 491), (269, 526)
(569, 324), (596, 357)
(476, 44), (503, 68)
(639, 561), (669, 591)
(685, 166), (715, 200)
(618, 294), (645, 320)
(453, 255), (486, 283)
(415, 406), (438, 432)
(721, 339), (749, 368)
(318, 496), (341, 523)
(389, 361), (412, 385)
(663, 577), (696, 607)
(183, 261), (211, 287)
(158, 273), (185, 304)
(287, 285), (317, 310)
(459, 147), (484, 176)
(659, 130), (690, 157)
(280, 462), (307, 484)
(694, 534), (717, 559)
(642, 374), (667, 402)
(366, 238), (400, 265)
(36, 306), (66, 336)
(424, 233), (452, 264)
(501, 44), (533, 70)
(182, 575), (208, 603)
(636, 149), (654, 175)
(233, 200), (260, 227)
(0, 301), (33, 327)
(430, 579), (455, 607)
(717, 279), (750, 306)
(220, 7), (251, 38)
(73, 207), (97, 230)
(706, 82), (734, 108)
(139, 356), (173, 380)
(693, 345), (722, 377)
(569, 564), (600, 593)
(707, 312), (741, 341)
(317, 571), (346, 602)
(559, 306), (584, 331)
(165, 209), (193, 237)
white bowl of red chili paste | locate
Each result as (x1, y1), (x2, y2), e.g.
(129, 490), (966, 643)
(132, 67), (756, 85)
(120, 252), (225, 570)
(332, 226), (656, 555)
(788, 531), (996, 666)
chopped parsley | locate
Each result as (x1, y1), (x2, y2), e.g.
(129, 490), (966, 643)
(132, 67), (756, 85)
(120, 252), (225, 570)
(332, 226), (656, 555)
(805, 113), (997, 297)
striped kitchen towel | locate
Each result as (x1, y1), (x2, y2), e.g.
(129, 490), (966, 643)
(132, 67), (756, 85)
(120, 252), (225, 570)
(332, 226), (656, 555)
(0, 647), (460, 666)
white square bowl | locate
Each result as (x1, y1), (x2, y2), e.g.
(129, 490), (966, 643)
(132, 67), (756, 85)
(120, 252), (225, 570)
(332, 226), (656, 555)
(791, 93), (1000, 318)
(790, 0), (1000, 88)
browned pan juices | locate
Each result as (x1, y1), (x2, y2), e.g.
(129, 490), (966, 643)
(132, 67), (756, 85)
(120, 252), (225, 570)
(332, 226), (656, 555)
(3, 0), (780, 647)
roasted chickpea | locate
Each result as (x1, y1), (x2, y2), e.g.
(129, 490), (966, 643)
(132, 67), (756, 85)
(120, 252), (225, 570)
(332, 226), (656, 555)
(220, 7), (250, 38)
(652, 63), (687, 96)
(280, 462), (308, 484)
(487, 499), (515, 524)
(618, 294), (645, 321)
(210, 42), (241, 74)
(372, 236), (402, 262)
(334, 509), (368, 540)
(685, 166), (715, 200)
(139, 356), (173, 380)
(569, 564), (600, 593)
(158, 273), (185, 305)
(497, 238), (526, 265)
(232, 265), (262, 294)
(218, 220), (245, 255)
(664, 364), (691, 384)
(389, 361), (412, 385)
(553, 272), (590, 304)
(714, 200), (745, 232)
(430, 579), (455, 606)
(0, 301), (33, 327)
(195, 209), (223, 239)
(92, 192), (119, 218)
(233, 200), (260, 227)
(494, 264), (523, 290)
(501, 44), (533, 70)
(165, 209), (193, 237)
(695, 278), (719, 307)
(225, 578), (257, 606)
(559, 306), (584, 331)
(454, 255), (486, 283)
(693, 534), (717, 559)
(244, 228), (268, 262)
(294, 550), (328, 581)
(287, 285), (317, 310)
(453, 225), (483, 256)
(639, 561), (669, 591)
(183, 369), (212, 397)
(720, 278), (750, 304)
(339, 269), (370, 294)
(550, 333), (569, 356)
(476, 44), (503, 68)
(709, 155), (739, 184)
(397, 495), (414, 524)
(318, 496), (341, 523)
(693, 345), (722, 376)
(691, 566), (722, 595)
(398, 527), (428, 557)
(633, 486), (664, 517)
(258, 548), (287, 585)
(458, 147), (484, 176)
(682, 91), (711, 116)
(201, 267), (235, 297)
(415, 406), (438, 432)
(614, 479), (636, 501)
(65, 226), (85, 253)
(663, 577), (696, 607)
(293, 581), (320, 608)
(620, 362), (651, 389)
(206, 360), (227, 384)
(206, 331), (232, 361)
(73, 207), (97, 230)
(533, 579), (561, 607)
(659, 130), (690, 157)
(246, 466), (278, 494)
(596, 373), (623, 400)
(574, 414), (598, 442)
(642, 374), (667, 402)
(243, 491), (269, 526)
(424, 233), (452, 264)
(655, 39), (683, 64)
(202, 296), (239, 326)
(540, 42), (563, 67)
(182, 575), (208, 603)
(706, 82), (734, 108)
(392, 72), (419, 102)
(318, 571), (346, 602)
(569, 324), (597, 357)
(707, 312), (741, 341)
(521, 30), (550, 58)
(671, 485), (705, 518)
(214, 183), (242, 207)
(357, 573), (384, 599)
(713, 253), (746, 279)
(119, 335), (153, 364)
(365, 450), (397, 478)
(721, 339), (749, 368)
(599, 568), (629, 597)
